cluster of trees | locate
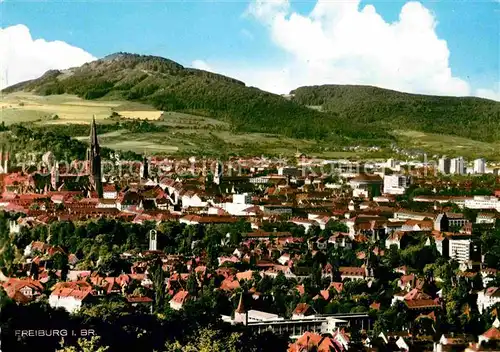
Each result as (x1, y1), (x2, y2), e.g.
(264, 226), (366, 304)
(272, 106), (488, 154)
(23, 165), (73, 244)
(4, 124), (141, 161)
(291, 85), (500, 142)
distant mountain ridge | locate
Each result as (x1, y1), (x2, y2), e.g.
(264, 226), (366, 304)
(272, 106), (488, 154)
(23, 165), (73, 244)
(4, 53), (499, 144)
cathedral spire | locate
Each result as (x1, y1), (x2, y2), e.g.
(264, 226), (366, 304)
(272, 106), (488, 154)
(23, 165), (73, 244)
(88, 116), (103, 198)
(90, 115), (99, 153)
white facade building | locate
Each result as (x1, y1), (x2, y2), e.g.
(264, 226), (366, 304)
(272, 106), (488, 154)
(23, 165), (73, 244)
(464, 196), (500, 211)
(477, 287), (500, 314)
(474, 158), (486, 174)
(49, 289), (91, 314)
(450, 157), (465, 175)
(383, 175), (410, 195)
(448, 238), (480, 265)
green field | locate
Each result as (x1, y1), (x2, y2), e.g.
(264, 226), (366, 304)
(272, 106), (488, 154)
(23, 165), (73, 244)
(1, 92), (499, 160)
(393, 130), (500, 160)
(0, 92), (160, 124)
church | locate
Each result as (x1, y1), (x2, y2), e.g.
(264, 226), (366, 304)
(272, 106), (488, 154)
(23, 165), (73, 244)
(88, 116), (103, 198)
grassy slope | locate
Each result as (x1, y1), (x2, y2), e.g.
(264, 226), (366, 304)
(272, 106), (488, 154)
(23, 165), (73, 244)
(2, 53), (392, 145)
(2, 54), (499, 159)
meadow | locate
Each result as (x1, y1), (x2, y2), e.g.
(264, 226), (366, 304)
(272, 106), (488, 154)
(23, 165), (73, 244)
(1, 92), (498, 160)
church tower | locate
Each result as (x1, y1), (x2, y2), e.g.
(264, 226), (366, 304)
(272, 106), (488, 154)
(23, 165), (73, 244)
(88, 116), (103, 198)
(149, 229), (158, 251)
(140, 155), (149, 180)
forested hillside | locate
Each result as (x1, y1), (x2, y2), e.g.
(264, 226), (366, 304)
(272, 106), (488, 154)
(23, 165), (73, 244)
(4, 53), (499, 145)
(291, 85), (500, 142)
(4, 53), (391, 145)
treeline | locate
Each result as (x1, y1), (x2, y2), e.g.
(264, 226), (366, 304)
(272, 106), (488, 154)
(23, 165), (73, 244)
(4, 124), (141, 161)
(291, 85), (500, 142)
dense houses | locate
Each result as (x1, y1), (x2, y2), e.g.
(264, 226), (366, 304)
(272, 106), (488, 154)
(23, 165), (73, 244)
(2, 129), (500, 351)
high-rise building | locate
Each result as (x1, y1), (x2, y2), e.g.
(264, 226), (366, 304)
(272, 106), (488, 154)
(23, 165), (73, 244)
(438, 156), (451, 174)
(88, 116), (103, 198)
(473, 158), (486, 174)
(450, 157), (465, 175)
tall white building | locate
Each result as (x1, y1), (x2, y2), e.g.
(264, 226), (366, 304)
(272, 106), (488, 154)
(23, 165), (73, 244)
(474, 158), (486, 174)
(438, 157), (450, 174)
(383, 175), (411, 195)
(450, 157), (465, 175)
(449, 237), (481, 265)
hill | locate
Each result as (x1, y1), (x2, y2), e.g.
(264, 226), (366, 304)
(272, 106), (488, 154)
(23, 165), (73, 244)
(3, 53), (389, 145)
(290, 85), (500, 143)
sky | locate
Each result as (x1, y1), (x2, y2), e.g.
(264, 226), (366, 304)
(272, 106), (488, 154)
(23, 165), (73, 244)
(0, 0), (499, 100)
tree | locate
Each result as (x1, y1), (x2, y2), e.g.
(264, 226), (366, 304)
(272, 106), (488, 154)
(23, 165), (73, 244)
(150, 259), (166, 313)
(57, 336), (110, 352)
(52, 252), (69, 281)
(186, 272), (199, 297)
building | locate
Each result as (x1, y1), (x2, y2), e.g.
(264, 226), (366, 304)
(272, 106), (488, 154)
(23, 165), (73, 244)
(438, 157), (451, 175)
(464, 196), (500, 211)
(450, 157), (465, 175)
(169, 290), (190, 310)
(383, 175), (411, 195)
(448, 236), (481, 265)
(88, 116), (103, 198)
(49, 288), (92, 314)
(434, 213), (469, 232)
(349, 174), (383, 198)
(474, 158), (486, 174)
(477, 287), (500, 314)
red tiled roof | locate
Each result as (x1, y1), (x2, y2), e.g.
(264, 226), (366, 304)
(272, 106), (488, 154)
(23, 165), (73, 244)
(170, 290), (190, 304)
(482, 326), (500, 340)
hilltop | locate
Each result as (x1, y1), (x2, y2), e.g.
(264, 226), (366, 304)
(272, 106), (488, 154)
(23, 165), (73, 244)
(291, 85), (500, 143)
(2, 53), (499, 158)
(3, 53), (388, 144)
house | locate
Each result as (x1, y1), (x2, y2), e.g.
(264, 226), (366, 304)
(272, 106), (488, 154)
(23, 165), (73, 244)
(292, 303), (315, 319)
(477, 287), (500, 314)
(339, 266), (372, 281)
(435, 334), (474, 352)
(49, 287), (93, 313)
(398, 274), (416, 291)
(476, 212), (497, 225)
(478, 318), (500, 346)
(288, 331), (347, 352)
(328, 233), (353, 249)
(169, 290), (190, 310)
(2, 278), (43, 304)
(385, 231), (407, 249)
(349, 174), (383, 198)
(401, 219), (434, 232)
(481, 268), (498, 288)
(126, 295), (153, 309)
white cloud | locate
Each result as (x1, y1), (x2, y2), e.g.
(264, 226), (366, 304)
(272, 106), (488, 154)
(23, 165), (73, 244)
(196, 0), (499, 101)
(0, 24), (96, 89)
(191, 59), (215, 72)
(475, 83), (500, 101)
